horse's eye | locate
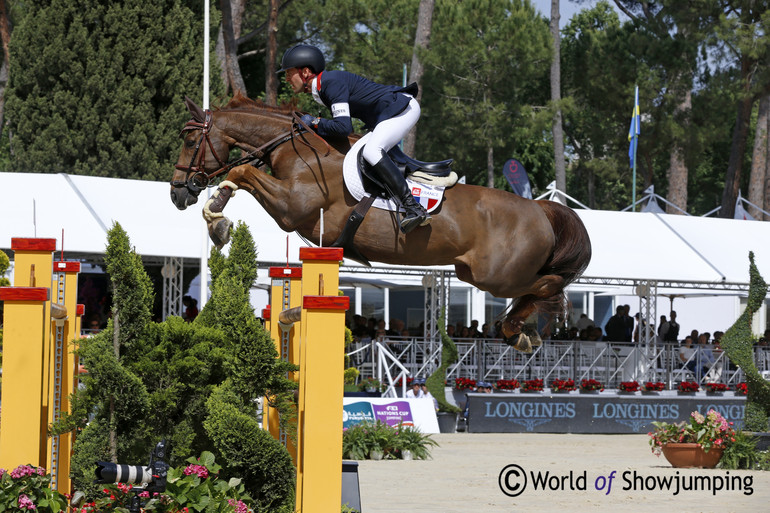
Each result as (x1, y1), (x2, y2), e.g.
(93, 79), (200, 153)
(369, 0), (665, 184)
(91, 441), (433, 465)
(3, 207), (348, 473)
(185, 139), (195, 148)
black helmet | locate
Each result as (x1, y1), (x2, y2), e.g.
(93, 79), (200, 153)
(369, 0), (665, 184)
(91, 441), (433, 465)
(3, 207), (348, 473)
(278, 44), (325, 74)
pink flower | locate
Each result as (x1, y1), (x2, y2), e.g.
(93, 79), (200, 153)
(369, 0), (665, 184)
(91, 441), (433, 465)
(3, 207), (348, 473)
(18, 494), (36, 510)
(183, 464), (209, 479)
(227, 499), (250, 513)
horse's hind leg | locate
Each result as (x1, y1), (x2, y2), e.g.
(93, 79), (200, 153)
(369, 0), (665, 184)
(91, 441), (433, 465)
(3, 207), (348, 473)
(202, 180), (239, 248)
(500, 295), (541, 352)
(501, 274), (565, 352)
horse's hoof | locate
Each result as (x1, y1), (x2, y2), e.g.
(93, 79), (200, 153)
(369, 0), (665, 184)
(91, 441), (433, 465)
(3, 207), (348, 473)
(503, 333), (520, 347)
(521, 324), (542, 347)
(514, 333), (533, 353)
(208, 217), (233, 249)
(503, 332), (533, 353)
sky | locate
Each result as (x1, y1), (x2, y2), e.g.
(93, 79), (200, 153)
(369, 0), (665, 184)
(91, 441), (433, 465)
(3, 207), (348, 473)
(532, 0), (625, 28)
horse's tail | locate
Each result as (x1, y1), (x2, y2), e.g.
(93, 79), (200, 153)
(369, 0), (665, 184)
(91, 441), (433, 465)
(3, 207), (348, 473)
(529, 200), (592, 315)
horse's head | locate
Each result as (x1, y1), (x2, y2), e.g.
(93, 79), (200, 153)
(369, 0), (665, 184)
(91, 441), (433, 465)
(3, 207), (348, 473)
(170, 97), (233, 210)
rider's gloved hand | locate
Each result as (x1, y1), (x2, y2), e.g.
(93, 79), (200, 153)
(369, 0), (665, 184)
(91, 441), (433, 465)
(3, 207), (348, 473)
(300, 114), (320, 130)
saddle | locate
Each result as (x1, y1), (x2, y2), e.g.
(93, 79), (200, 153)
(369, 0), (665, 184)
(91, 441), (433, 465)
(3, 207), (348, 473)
(387, 146), (453, 178)
(331, 140), (456, 266)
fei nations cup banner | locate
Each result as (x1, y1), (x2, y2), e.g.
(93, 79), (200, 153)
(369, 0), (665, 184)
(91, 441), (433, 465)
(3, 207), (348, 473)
(343, 398), (440, 433)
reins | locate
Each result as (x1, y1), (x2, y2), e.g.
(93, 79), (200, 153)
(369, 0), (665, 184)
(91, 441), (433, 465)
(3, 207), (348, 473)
(172, 108), (330, 194)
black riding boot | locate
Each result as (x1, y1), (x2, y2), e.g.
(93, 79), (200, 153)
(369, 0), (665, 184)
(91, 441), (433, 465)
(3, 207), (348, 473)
(371, 153), (431, 233)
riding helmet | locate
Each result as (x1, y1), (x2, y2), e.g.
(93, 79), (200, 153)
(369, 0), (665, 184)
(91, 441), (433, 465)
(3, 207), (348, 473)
(278, 44), (326, 74)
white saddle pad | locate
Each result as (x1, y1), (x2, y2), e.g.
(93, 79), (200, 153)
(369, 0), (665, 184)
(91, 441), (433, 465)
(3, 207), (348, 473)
(342, 133), (445, 214)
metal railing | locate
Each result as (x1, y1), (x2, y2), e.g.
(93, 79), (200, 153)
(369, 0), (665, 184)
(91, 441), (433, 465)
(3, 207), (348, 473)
(346, 336), (770, 391)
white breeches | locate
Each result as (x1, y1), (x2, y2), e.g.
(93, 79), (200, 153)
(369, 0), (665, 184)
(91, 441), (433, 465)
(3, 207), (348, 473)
(362, 97), (420, 165)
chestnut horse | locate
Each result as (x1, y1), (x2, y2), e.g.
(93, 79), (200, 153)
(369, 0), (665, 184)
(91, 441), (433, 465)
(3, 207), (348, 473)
(170, 93), (591, 351)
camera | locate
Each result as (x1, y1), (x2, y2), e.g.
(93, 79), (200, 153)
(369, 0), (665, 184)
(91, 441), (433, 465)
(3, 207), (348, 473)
(95, 440), (170, 494)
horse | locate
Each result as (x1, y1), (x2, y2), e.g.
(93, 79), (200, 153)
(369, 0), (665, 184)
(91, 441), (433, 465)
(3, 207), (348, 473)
(169, 92), (592, 351)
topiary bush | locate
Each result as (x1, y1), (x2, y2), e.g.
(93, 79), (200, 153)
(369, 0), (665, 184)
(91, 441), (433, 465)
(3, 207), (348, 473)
(720, 252), (770, 431)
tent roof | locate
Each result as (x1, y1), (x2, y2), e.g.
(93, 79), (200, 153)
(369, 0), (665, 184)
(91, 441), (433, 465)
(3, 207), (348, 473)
(574, 209), (770, 290)
(1, 173), (769, 292)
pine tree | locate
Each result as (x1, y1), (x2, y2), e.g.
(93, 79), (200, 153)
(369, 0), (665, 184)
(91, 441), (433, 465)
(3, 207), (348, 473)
(4, 0), (224, 179)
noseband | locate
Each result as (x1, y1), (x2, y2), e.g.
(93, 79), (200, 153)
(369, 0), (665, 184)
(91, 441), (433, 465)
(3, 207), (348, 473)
(171, 109), (329, 196)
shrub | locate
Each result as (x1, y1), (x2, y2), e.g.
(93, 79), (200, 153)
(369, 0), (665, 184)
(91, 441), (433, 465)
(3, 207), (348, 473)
(0, 465), (68, 512)
(78, 452), (254, 513)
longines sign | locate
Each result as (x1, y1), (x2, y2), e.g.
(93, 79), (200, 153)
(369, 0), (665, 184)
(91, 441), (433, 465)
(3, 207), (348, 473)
(466, 393), (746, 434)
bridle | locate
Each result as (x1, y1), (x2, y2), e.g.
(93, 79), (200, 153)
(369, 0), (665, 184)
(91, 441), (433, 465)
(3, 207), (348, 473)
(171, 108), (329, 195)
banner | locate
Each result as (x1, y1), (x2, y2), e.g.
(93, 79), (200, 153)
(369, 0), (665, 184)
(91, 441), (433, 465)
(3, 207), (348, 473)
(502, 159), (532, 199)
(342, 398), (439, 433)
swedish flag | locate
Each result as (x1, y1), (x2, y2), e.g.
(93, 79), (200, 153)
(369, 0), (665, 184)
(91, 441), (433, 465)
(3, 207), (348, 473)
(628, 86), (640, 168)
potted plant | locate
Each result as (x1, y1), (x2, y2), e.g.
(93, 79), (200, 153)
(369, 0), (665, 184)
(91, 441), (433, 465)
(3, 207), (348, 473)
(649, 409), (736, 468)
(495, 379), (520, 392)
(735, 382), (748, 396)
(521, 378), (544, 392)
(643, 381), (666, 393)
(454, 377), (477, 391)
(705, 383), (729, 395)
(359, 377), (382, 393)
(618, 381), (640, 393)
(393, 424), (438, 460)
(579, 379), (604, 393)
(677, 381), (700, 394)
(551, 378), (576, 392)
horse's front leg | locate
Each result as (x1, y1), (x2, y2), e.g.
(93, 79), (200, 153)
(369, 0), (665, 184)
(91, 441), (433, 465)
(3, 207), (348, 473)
(202, 179), (239, 248)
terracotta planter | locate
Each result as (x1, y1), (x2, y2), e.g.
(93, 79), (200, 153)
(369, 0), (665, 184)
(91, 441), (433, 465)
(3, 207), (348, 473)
(662, 443), (723, 468)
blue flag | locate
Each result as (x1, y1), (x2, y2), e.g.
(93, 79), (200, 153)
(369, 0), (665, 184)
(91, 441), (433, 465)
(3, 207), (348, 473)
(628, 87), (640, 168)
(502, 159), (532, 199)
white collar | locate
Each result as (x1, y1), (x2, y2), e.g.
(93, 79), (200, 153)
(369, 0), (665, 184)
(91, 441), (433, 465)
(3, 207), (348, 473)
(311, 76), (324, 106)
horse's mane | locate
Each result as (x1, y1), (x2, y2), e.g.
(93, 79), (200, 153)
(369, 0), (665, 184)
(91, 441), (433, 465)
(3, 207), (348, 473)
(219, 91), (296, 117)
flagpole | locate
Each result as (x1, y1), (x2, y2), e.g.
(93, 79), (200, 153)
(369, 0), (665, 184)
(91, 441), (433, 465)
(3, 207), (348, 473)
(632, 85), (638, 212)
(199, 0), (210, 309)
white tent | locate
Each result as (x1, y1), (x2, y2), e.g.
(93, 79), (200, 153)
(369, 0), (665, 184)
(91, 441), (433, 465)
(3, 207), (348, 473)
(2, 173), (769, 330)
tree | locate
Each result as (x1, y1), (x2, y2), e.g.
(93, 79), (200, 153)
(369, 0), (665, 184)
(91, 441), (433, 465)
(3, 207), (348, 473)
(65, 221), (295, 506)
(4, 0), (224, 179)
(748, 94), (769, 219)
(220, 0), (248, 95)
(420, 0), (551, 188)
(550, 0), (567, 193)
(403, 0), (435, 157)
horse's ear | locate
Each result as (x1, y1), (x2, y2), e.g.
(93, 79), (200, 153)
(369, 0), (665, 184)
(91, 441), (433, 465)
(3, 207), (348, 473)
(184, 96), (205, 122)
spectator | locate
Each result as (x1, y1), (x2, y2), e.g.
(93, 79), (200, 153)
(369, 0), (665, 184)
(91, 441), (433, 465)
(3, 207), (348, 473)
(420, 379), (438, 410)
(663, 311), (680, 342)
(657, 315), (669, 340)
(406, 378), (424, 398)
(604, 306), (627, 342)
(576, 313), (595, 331)
(182, 295), (198, 322)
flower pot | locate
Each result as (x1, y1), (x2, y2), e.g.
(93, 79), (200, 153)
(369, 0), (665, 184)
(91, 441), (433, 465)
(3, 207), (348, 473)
(436, 411), (458, 433)
(661, 443), (723, 469)
(366, 387), (377, 393)
(401, 450), (413, 461)
(369, 449), (384, 461)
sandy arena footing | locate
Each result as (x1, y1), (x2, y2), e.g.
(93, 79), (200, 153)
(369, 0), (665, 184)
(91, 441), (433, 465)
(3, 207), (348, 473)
(355, 433), (770, 513)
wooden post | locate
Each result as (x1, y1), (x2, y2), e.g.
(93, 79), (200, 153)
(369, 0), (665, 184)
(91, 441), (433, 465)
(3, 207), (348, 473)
(294, 247), (348, 513)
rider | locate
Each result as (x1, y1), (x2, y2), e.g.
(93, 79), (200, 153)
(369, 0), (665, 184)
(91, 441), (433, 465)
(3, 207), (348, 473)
(278, 44), (430, 234)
